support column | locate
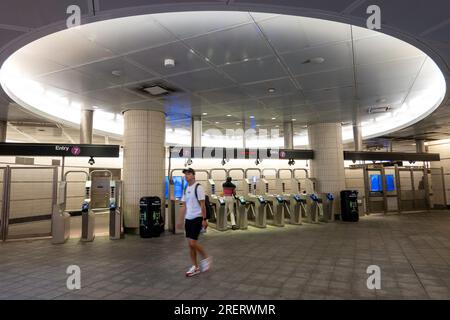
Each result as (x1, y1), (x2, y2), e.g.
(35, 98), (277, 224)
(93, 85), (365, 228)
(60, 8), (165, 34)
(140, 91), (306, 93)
(80, 110), (93, 144)
(284, 121), (294, 149)
(353, 123), (363, 151)
(416, 139), (426, 153)
(191, 115), (202, 147)
(308, 123), (346, 201)
(123, 110), (165, 231)
(0, 120), (7, 142)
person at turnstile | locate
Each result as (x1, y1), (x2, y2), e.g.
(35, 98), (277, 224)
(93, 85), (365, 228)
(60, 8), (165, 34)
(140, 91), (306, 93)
(222, 177), (238, 230)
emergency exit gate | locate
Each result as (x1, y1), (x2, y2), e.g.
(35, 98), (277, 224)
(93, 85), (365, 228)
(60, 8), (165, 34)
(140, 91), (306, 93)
(0, 166), (57, 241)
(361, 164), (446, 214)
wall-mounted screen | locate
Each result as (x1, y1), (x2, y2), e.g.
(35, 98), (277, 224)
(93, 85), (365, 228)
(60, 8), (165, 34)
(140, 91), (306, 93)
(370, 174), (395, 192)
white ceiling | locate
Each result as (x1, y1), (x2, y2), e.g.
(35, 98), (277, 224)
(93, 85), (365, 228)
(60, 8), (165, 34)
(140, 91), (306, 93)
(1, 11), (444, 139)
(0, 0), (448, 142)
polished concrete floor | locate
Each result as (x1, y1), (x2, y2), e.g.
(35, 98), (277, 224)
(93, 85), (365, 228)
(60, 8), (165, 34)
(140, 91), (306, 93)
(1, 211), (450, 300)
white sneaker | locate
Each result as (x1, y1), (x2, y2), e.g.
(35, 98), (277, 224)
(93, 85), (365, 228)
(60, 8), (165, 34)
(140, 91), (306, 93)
(200, 257), (213, 272)
(185, 265), (200, 277)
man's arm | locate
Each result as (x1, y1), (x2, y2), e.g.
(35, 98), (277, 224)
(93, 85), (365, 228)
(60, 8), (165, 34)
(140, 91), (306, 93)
(199, 200), (206, 219)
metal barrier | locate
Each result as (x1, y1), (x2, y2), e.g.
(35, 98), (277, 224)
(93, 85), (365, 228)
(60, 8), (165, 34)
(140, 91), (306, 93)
(1, 165), (57, 241)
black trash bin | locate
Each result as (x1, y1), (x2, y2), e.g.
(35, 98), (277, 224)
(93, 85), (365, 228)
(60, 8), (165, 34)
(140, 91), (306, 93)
(340, 190), (359, 222)
(139, 196), (164, 238)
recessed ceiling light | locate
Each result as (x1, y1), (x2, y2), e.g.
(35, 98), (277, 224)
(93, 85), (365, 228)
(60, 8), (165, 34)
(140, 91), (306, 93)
(271, 117), (276, 120)
(303, 57), (325, 64)
(243, 58), (249, 62)
(215, 122), (220, 124)
(268, 88), (276, 93)
(236, 123), (240, 125)
(111, 70), (122, 77)
(256, 124), (261, 127)
(249, 115), (255, 119)
(227, 114), (232, 117)
(164, 58), (175, 68)
(292, 119), (296, 121)
(202, 112), (208, 116)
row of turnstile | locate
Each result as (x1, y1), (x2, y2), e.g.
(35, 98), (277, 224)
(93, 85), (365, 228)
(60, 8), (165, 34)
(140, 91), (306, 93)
(168, 168), (337, 233)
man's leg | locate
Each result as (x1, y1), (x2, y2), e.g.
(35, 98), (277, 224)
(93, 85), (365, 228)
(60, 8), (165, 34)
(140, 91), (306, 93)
(195, 241), (208, 260)
(188, 239), (198, 267)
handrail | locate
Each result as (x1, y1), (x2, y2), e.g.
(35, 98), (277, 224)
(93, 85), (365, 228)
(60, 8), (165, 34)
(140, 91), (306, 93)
(89, 169), (113, 181)
(64, 170), (88, 181)
(244, 168), (262, 178)
(277, 169), (293, 179)
(293, 168), (309, 178)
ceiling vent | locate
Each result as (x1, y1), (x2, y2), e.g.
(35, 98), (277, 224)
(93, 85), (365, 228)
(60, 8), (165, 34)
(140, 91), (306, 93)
(368, 106), (391, 114)
(140, 84), (174, 97)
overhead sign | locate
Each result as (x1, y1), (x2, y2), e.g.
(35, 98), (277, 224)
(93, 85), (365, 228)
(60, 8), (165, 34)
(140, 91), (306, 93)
(169, 147), (314, 160)
(0, 143), (120, 157)
(344, 151), (440, 162)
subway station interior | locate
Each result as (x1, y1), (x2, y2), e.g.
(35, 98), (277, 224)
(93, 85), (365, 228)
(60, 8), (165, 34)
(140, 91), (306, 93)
(0, 0), (450, 301)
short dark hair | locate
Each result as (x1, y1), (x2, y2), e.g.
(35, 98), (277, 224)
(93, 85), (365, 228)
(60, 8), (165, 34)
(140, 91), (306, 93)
(226, 177), (232, 183)
(182, 167), (195, 175)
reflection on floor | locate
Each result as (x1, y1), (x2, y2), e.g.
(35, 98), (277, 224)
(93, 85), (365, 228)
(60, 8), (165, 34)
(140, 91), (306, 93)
(1, 211), (450, 300)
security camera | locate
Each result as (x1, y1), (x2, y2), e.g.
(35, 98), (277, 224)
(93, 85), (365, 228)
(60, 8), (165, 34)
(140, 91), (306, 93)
(186, 158), (193, 166)
(255, 158), (260, 166)
(88, 156), (95, 166)
(221, 159), (226, 166)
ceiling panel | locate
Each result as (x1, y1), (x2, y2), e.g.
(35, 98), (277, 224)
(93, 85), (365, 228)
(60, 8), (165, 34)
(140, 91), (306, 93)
(357, 76), (415, 98)
(153, 11), (252, 39)
(258, 92), (306, 108)
(241, 77), (297, 98)
(127, 41), (210, 76)
(185, 23), (273, 65)
(38, 69), (114, 93)
(82, 87), (146, 106)
(23, 29), (114, 67)
(356, 56), (426, 83)
(166, 68), (234, 92)
(220, 55), (287, 84)
(75, 57), (157, 85)
(197, 86), (251, 104)
(304, 86), (355, 103)
(296, 68), (354, 91)
(75, 15), (178, 55)
(281, 41), (353, 76)
(354, 34), (424, 66)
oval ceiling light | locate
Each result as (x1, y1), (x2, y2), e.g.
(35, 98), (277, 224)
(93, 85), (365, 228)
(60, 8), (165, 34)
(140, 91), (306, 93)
(227, 114), (232, 117)
(292, 119), (296, 121)
(202, 112), (208, 115)
(271, 117), (276, 120)
(249, 115), (255, 119)
(268, 88), (276, 93)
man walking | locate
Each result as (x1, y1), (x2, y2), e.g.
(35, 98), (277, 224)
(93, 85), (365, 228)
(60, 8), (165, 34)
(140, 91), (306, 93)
(177, 168), (212, 277)
(222, 177), (238, 230)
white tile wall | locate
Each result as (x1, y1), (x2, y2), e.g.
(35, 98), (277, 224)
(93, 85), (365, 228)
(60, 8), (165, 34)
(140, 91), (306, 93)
(123, 110), (166, 228)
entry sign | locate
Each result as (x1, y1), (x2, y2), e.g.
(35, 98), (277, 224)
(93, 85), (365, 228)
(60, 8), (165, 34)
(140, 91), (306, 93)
(0, 143), (120, 157)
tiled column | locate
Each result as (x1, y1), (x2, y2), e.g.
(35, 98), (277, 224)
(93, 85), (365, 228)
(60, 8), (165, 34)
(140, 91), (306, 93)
(308, 123), (346, 197)
(123, 110), (165, 231)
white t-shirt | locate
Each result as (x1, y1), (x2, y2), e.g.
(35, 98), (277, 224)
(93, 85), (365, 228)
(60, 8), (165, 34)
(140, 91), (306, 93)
(181, 183), (206, 220)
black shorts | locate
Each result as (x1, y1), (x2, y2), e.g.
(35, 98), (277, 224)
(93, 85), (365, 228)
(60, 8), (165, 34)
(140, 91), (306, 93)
(185, 217), (203, 240)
